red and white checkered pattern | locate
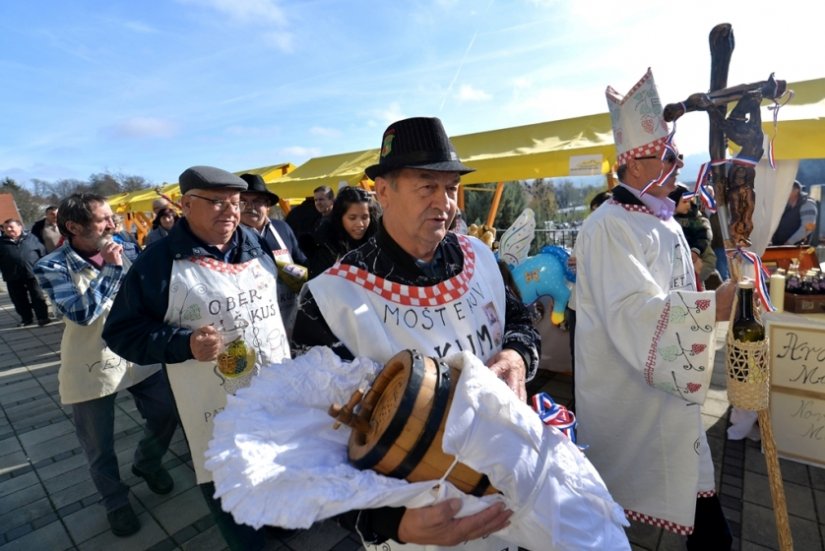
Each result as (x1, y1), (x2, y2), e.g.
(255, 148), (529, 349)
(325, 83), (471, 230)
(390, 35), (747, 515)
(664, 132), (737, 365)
(625, 509), (693, 535)
(606, 68), (670, 166)
(609, 199), (654, 216)
(625, 491), (716, 536)
(618, 136), (668, 165)
(327, 235), (477, 306)
(190, 257), (255, 274)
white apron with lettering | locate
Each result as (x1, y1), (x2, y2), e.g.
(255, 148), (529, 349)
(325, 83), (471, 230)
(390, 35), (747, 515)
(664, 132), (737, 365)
(164, 255), (289, 483)
(309, 235), (515, 551)
(308, 235), (506, 366)
(59, 254), (160, 405)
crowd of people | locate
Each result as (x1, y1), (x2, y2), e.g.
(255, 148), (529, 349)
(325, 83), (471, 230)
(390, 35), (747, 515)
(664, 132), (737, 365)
(5, 66), (823, 551)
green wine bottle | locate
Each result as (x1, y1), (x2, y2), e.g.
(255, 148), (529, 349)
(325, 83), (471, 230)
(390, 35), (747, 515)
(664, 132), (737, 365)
(731, 278), (764, 382)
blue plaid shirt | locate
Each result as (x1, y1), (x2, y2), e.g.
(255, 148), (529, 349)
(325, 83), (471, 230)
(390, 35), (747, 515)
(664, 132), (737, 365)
(33, 242), (126, 326)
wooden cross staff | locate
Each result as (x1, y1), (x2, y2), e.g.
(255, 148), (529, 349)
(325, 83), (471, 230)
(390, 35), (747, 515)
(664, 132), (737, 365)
(662, 24), (786, 248)
(663, 23), (793, 551)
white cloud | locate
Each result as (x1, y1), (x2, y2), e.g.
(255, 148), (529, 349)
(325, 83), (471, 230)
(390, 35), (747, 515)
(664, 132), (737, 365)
(309, 126), (342, 139)
(177, 0), (293, 52)
(375, 102), (405, 127)
(456, 84), (491, 102)
(104, 117), (179, 139)
(279, 145), (320, 159)
(179, 0), (287, 25)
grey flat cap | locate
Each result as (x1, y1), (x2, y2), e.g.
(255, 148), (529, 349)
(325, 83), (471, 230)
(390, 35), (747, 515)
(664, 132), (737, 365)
(179, 166), (248, 194)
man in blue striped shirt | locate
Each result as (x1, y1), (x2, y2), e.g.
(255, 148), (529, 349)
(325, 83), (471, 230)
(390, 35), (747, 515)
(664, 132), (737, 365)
(34, 193), (177, 538)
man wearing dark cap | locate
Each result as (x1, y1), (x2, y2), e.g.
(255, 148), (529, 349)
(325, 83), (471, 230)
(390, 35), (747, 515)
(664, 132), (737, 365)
(239, 173), (307, 336)
(292, 117), (540, 548)
(103, 166), (291, 550)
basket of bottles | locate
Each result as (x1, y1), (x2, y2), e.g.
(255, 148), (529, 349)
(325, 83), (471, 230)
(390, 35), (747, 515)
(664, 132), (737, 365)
(725, 278), (770, 411)
(783, 259), (825, 314)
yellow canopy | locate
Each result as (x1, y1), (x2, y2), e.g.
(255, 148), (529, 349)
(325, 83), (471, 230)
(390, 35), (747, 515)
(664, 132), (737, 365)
(109, 163), (294, 213)
(763, 77), (825, 160)
(266, 113), (615, 201)
(119, 183), (182, 213)
(106, 191), (134, 212)
(234, 163), (295, 182)
(267, 150), (376, 202)
(454, 113), (615, 186)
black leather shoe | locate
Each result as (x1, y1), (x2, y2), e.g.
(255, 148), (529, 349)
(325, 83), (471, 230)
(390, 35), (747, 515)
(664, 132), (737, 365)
(17, 321), (34, 327)
(132, 465), (174, 494)
(37, 318), (55, 326)
(107, 503), (140, 537)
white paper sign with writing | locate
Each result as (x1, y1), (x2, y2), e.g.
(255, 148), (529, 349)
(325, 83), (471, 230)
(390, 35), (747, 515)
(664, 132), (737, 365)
(767, 314), (825, 468)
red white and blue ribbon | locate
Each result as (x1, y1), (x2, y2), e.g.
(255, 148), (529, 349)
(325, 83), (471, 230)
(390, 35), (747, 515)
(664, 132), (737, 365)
(734, 248), (775, 312)
(530, 392), (581, 446)
(766, 86), (794, 169)
(690, 161), (719, 213)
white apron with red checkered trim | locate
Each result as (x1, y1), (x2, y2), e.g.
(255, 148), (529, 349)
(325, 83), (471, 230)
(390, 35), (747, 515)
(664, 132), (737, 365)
(308, 235), (506, 367)
(164, 255), (289, 483)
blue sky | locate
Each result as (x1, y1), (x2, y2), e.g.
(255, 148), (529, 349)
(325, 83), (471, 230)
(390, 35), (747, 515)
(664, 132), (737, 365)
(1, 0), (820, 188)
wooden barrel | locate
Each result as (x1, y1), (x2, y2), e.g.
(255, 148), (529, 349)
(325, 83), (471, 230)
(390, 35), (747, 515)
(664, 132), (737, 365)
(329, 349), (496, 496)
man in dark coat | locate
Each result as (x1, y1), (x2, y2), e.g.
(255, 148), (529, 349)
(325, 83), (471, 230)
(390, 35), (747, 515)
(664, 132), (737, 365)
(0, 219), (52, 326)
(239, 173), (307, 336)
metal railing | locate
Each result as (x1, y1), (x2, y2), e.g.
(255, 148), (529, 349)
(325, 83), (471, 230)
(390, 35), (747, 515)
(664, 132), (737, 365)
(530, 228), (579, 252)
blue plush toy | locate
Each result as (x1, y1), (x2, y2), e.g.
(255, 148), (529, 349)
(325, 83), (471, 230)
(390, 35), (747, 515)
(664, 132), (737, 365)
(497, 209), (576, 326)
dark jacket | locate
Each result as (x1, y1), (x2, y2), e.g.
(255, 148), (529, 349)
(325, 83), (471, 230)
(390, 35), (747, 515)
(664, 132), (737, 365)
(102, 219), (276, 366)
(674, 201), (712, 255)
(0, 232), (47, 281)
(284, 198), (321, 248)
(30, 219), (46, 243)
(260, 219), (308, 265)
(307, 217), (368, 278)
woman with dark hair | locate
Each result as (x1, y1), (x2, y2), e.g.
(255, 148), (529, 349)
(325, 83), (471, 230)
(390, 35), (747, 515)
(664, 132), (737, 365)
(308, 187), (379, 278)
(144, 208), (179, 247)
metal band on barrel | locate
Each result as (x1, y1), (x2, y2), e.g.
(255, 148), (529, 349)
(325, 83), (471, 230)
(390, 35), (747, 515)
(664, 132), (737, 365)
(352, 350), (425, 470)
(388, 359), (452, 480)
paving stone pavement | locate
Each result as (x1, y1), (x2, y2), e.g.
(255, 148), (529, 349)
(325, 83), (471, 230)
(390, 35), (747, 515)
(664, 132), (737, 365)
(0, 284), (823, 551)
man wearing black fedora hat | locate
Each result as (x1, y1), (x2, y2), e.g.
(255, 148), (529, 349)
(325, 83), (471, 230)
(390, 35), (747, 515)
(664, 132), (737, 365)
(239, 173), (307, 337)
(293, 117), (540, 548)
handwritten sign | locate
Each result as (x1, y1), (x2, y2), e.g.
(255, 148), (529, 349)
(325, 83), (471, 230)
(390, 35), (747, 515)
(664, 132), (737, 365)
(768, 319), (825, 468)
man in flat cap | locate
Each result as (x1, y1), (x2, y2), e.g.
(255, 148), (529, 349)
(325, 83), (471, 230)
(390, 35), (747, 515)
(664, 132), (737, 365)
(292, 117), (540, 548)
(103, 166), (290, 550)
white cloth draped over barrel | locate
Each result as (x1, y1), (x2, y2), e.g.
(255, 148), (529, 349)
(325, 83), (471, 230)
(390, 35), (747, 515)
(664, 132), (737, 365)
(205, 346), (630, 551)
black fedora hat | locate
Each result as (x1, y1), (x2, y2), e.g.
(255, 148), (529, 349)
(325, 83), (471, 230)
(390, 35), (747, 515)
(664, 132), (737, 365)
(239, 173), (280, 204)
(364, 117), (475, 180)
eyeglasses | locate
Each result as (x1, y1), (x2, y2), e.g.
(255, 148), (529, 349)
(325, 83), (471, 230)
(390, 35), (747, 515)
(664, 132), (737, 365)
(635, 152), (682, 164)
(188, 194), (246, 211)
(244, 198), (271, 208)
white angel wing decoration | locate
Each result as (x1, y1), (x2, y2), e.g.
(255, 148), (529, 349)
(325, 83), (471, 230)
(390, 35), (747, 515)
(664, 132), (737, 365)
(498, 208), (536, 266)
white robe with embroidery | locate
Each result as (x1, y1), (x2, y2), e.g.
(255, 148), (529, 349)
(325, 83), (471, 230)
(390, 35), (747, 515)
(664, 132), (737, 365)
(574, 200), (718, 533)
